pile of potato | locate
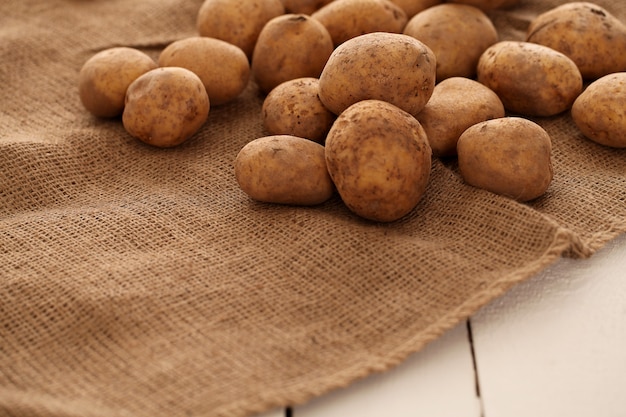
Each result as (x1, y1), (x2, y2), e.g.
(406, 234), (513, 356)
(78, 0), (626, 222)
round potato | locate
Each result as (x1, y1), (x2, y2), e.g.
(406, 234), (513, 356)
(388, 0), (442, 18)
(325, 100), (432, 222)
(457, 117), (553, 202)
(571, 72), (626, 148)
(234, 135), (334, 205)
(78, 47), (157, 118)
(122, 67), (210, 148)
(477, 41), (583, 117)
(318, 32), (437, 117)
(158, 37), (249, 106)
(416, 77), (505, 157)
(262, 78), (336, 143)
(446, 0), (519, 11)
(280, 0), (334, 14)
(252, 14), (334, 94)
(311, 0), (408, 47)
(526, 2), (626, 80)
(403, 3), (498, 81)
(196, 0), (285, 59)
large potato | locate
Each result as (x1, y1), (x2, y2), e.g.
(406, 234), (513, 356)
(122, 67), (210, 148)
(526, 2), (626, 80)
(318, 32), (436, 117)
(78, 47), (157, 118)
(252, 14), (334, 94)
(457, 117), (553, 202)
(325, 100), (432, 222)
(158, 37), (249, 106)
(446, 0), (519, 11)
(196, 0), (285, 59)
(234, 135), (334, 205)
(311, 0), (408, 47)
(571, 72), (626, 148)
(262, 78), (336, 143)
(477, 41), (583, 117)
(403, 3), (498, 81)
(416, 77), (505, 157)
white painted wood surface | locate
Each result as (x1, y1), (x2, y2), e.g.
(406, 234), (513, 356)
(255, 233), (626, 417)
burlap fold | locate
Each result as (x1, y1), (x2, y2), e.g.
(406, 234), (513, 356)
(1, 0), (625, 416)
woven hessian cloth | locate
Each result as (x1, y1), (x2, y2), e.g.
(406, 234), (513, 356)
(1, 0), (625, 416)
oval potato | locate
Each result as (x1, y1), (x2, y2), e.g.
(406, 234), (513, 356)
(457, 117), (553, 202)
(325, 100), (432, 222)
(234, 135), (335, 205)
(571, 72), (626, 148)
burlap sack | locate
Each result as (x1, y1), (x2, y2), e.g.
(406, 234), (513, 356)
(1, 0), (625, 416)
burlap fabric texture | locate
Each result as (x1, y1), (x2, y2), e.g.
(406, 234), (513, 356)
(1, 0), (625, 416)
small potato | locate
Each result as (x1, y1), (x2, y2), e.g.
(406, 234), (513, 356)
(526, 2), (626, 80)
(325, 100), (432, 222)
(252, 14), (334, 94)
(403, 3), (498, 81)
(234, 135), (334, 205)
(158, 37), (249, 106)
(446, 0), (519, 11)
(196, 0), (285, 59)
(280, 0), (334, 15)
(457, 117), (553, 202)
(311, 0), (408, 47)
(477, 41), (583, 117)
(262, 78), (336, 143)
(318, 32), (436, 117)
(388, 0), (442, 18)
(122, 67), (210, 148)
(416, 77), (505, 157)
(571, 72), (626, 148)
(78, 47), (157, 118)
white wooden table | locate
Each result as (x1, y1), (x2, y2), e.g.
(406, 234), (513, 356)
(257, 232), (626, 417)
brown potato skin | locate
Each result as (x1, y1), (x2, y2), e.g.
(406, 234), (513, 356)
(196, 0), (285, 59)
(325, 100), (432, 222)
(446, 0), (519, 11)
(280, 0), (334, 14)
(252, 14), (334, 94)
(571, 72), (626, 148)
(78, 47), (157, 118)
(457, 117), (553, 202)
(318, 32), (436, 117)
(403, 4), (498, 81)
(388, 0), (442, 18)
(526, 2), (626, 80)
(416, 77), (505, 157)
(477, 41), (583, 117)
(262, 78), (336, 143)
(158, 37), (249, 106)
(122, 67), (210, 148)
(234, 135), (334, 205)
(311, 0), (408, 47)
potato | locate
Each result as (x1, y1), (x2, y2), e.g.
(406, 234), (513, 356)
(388, 0), (442, 18)
(457, 117), (553, 202)
(262, 78), (336, 143)
(252, 14), (334, 94)
(403, 4), (498, 81)
(318, 32), (436, 117)
(234, 135), (334, 205)
(571, 72), (626, 148)
(280, 0), (334, 15)
(477, 41), (583, 117)
(526, 2), (626, 80)
(196, 0), (285, 59)
(158, 37), (249, 106)
(122, 67), (210, 148)
(78, 47), (157, 118)
(311, 0), (408, 47)
(324, 100), (432, 222)
(446, 0), (519, 11)
(416, 77), (505, 157)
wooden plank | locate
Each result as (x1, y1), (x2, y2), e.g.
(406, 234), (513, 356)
(294, 321), (481, 417)
(471, 233), (626, 417)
